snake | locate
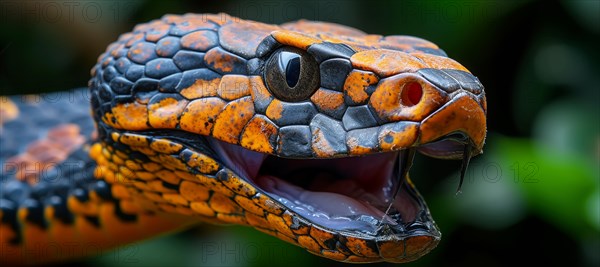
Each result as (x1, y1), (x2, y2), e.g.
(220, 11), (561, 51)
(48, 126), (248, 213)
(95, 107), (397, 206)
(0, 13), (486, 264)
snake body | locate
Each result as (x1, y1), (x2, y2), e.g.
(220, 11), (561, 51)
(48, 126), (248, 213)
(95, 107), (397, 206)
(0, 13), (486, 264)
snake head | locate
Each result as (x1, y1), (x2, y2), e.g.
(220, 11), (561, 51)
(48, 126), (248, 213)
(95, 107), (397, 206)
(90, 14), (486, 264)
(250, 28), (487, 159)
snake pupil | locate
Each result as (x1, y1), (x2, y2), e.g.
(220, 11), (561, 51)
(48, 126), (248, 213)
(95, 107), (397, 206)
(284, 56), (301, 88)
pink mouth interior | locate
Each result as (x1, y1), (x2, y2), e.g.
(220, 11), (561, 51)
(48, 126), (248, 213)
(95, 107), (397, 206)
(209, 139), (421, 234)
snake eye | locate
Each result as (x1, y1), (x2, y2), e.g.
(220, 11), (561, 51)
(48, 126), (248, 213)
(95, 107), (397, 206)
(264, 47), (320, 102)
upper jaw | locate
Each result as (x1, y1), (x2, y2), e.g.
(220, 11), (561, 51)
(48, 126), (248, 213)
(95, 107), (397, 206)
(418, 91), (487, 157)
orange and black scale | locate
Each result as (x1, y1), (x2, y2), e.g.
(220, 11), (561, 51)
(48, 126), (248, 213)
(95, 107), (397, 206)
(1, 13), (486, 265)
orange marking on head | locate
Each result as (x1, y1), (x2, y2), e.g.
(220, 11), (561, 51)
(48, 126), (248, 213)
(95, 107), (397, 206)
(369, 74), (447, 122)
(179, 77), (221, 99)
(361, 34), (385, 46)
(127, 40), (154, 62)
(149, 139), (183, 154)
(234, 196), (263, 215)
(119, 133), (150, 147)
(351, 50), (426, 77)
(219, 20), (280, 56)
(179, 97), (226, 136)
(378, 122), (420, 151)
(252, 194), (284, 215)
(156, 153), (188, 171)
(240, 115), (278, 154)
(249, 76), (273, 104)
(124, 159), (142, 171)
(298, 235), (321, 252)
(110, 43), (126, 58)
(131, 146), (156, 156)
(345, 236), (379, 257)
(309, 226), (336, 248)
(265, 99), (284, 121)
(347, 135), (378, 155)
(218, 75), (251, 100)
(204, 48), (236, 73)
(266, 213), (295, 238)
(102, 112), (121, 129)
(311, 128), (337, 158)
(310, 88), (345, 112)
(180, 30), (218, 51)
(410, 53), (469, 72)
(144, 24), (170, 42)
(148, 97), (188, 129)
(272, 30), (323, 50)
(142, 161), (162, 172)
(125, 33), (145, 47)
(194, 174), (234, 197)
(212, 97), (255, 144)
(185, 152), (219, 174)
(111, 102), (150, 130)
(222, 172), (257, 197)
(343, 70), (379, 105)
(283, 212), (309, 235)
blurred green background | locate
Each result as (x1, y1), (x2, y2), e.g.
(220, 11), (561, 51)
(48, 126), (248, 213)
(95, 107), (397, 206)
(1, 0), (598, 266)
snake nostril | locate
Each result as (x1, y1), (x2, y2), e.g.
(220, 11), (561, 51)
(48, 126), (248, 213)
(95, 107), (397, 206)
(401, 82), (423, 107)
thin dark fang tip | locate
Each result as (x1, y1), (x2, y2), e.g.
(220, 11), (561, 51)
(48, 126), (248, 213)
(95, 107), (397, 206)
(457, 144), (473, 195)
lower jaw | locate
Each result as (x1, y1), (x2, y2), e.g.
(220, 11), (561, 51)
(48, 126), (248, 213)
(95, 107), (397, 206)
(254, 170), (438, 236)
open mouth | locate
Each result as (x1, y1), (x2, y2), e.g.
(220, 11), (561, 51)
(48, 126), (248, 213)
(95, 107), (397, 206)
(208, 135), (472, 236)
